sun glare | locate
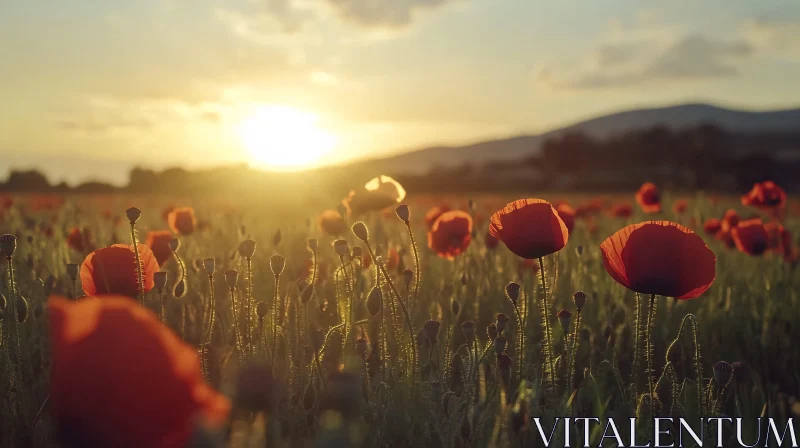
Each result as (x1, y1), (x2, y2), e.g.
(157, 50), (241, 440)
(237, 105), (336, 170)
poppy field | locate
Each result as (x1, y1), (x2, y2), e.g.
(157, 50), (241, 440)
(1, 178), (799, 447)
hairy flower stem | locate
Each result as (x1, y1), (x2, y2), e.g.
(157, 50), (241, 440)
(632, 293), (642, 396)
(567, 309), (582, 398)
(645, 294), (657, 418)
(158, 290), (165, 322)
(512, 303), (524, 382)
(406, 222), (421, 304)
(201, 274), (216, 380)
(538, 257), (555, 388)
(230, 287), (243, 362)
(129, 223), (145, 306)
(271, 274), (280, 373)
(246, 257), (253, 359)
(339, 258), (354, 348)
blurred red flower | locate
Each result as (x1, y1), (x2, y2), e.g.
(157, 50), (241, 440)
(145, 231), (174, 266)
(741, 181), (786, 210)
(489, 199), (568, 259)
(66, 227), (93, 253)
(80, 244), (159, 298)
(168, 207), (196, 236)
(610, 203), (633, 218)
(428, 210), (473, 260)
(318, 209), (346, 236)
(731, 218), (769, 256)
(424, 205), (451, 230)
(49, 296), (229, 448)
(635, 183), (661, 213)
(720, 209), (741, 233)
(555, 204), (576, 234)
(672, 199), (688, 215)
(703, 218), (722, 236)
(600, 221), (716, 299)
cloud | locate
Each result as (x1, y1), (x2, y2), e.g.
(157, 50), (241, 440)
(742, 18), (800, 60)
(322, 0), (463, 29)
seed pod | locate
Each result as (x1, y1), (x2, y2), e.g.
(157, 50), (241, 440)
(0, 234), (17, 258)
(423, 320), (441, 344)
(367, 286), (382, 316)
(16, 296), (29, 323)
(256, 301), (268, 319)
(356, 338), (368, 358)
(308, 238), (318, 253)
(557, 309), (572, 333)
(494, 335), (507, 355)
(487, 323), (498, 340)
(572, 291), (587, 310)
(351, 246), (362, 259)
(173, 279), (186, 298)
(461, 320), (476, 342)
(66, 263), (79, 281)
(351, 222), (369, 243)
(300, 284), (314, 304)
(451, 299), (460, 316)
(402, 269), (414, 288)
(125, 207), (141, 224)
(333, 240), (349, 257)
(505, 282), (521, 306)
(273, 229), (282, 246)
(225, 270), (239, 289)
(169, 238), (180, 252)
(270, 255), (286, 276)
(203, 258), (215, 275)
(154, 272), (168, 290)
(714, 361), (733, 387)
(395, 204), (410, 224)
(239, 239), (257, 259)
(496, 313), (510, 334)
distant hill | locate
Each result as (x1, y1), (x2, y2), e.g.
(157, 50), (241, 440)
(352, 103), (800, 174)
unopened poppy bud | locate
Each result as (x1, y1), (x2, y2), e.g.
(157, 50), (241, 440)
(239, 239), (257, 259)
(154, 272), (168, 290)
(273, 229), (282, 246)
(351, 246), (362, 259)
(300, 284), (314, 304)
(270, 255), (286, 276)
(487, 323), (498, 340)
(461, 320), (475, 342)
(557, 309), (572, 332)
(333, 240), (349, 257)
(402, 269), (414, 288)
(367, 286), (382, 316)
(572, 291), (587, 310)
(496, 313), (510, 334)
(714, 361), (733, 387)
(355, 338), (368, 358)
(308, 238), (318, 252)
(203, 258), (215, 275)
(423, 320), (441, 344)
(66, 263), (79, 280)
(0, 234), (17, 258)
(173, 279), (186, 298)
(494, 335), (507, 355)
(225, 270), (239, 289)
(352, 222), (369, 242)
(505, 282), (521, 306)
(451, 300), (460, 316)
(395, 204), (410, 224)
(169, 238), (180, 252)
(125, 207), (141, 224)
(257, 301), (268, 319)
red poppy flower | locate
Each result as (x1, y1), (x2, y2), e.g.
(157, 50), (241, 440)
(489, 199), (568, 259)
(168, 208), (196, 236)
(49, 296), (229, 448)
(424, 205), (451, 229)
(80, 244), (160, 298)
(600, 221), (716, 299)
(66, 227), (93, 253)
(428, 210), (473, 260)
(731, 218), (768, 256)
(635, 183), (661, 213)
(556, 204), (576, 234)
(720, 209), (740, 233)
(703, 218), (722, 236)
(672, 199), (688, 215)
(610, 203), (633, 218)
(145, 231), (174, 266)
(741, 181), (786, 210)
(318, 210), (346, 236)
(485, 232), (499, 250)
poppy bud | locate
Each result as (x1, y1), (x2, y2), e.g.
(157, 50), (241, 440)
(273, 229), (282, 246)
(225, 270), (239, 289)
(505, 282), (521, 306)
(239, 239), (257, 259)
(301, 282), (316, 303)
(351, 246), (362, 259)
(557, 309), (572, 333)
(333, 240), (349, 257)
(66, 263), (79, 281)
(461, 320), (475, 342)
(0, 234), (16, 258)
(169, 238), (180, 252)
(203, 258), (215, 275)
(270, 255), (286, 276)
(125, 207), (141, 224)
(352, 222), (369, 243)
(367, 286), (382, 316)
(451, 299), (460, 316)
(395, 204), (410, 224)
(154, 272), (168, 290)
(487, 323), (498, 340)
(572, 291), (587, 310)
(714, 361), (733, 387)
(256, 301), (268, 319)
(173, 279), (186, 298)
(423, 320), (441, 344)
(494, 335), (507, 355)
(356, 338), (368, 358)
(402, 269), (414, 288)
(496, 313), (510, 334)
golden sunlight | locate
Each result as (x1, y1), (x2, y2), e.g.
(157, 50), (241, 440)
(237, 105), (336, 170)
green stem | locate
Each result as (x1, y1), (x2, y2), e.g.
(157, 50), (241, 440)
(130, 224), (145, 306)
(539, 257), (555, 388)
(646, 294), (657, 418)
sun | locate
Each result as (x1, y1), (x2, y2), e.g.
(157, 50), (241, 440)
(237, 105), (336, 170)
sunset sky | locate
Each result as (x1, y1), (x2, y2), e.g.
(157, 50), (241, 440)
(2, 0), (799, 185)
